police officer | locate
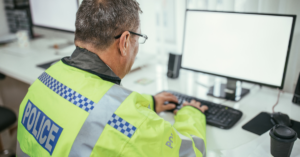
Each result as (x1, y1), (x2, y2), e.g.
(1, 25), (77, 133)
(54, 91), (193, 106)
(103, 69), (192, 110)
(16, 0), (208, 156)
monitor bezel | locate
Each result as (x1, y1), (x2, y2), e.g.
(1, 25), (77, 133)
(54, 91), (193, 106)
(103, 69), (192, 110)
(29, 0), (79, 33)
(181, 9), (297, 89)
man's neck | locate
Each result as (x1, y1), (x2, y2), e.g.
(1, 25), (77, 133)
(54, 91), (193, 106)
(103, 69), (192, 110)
(75, 41), (125, 79)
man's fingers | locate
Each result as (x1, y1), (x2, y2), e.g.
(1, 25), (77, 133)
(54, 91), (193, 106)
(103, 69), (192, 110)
(182, 101), (188, 106)
(164, 96), (178, 103)
(163, 92), (173, 96)
(200, 105), (208, 112)
(172, 102), (208, 114)
(162, 92), (175, 97)
(190, 99), (196, 104)
(164, 104), (176, 110)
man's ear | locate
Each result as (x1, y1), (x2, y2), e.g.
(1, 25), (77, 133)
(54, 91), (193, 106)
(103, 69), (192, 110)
(119, 31), (131, 57)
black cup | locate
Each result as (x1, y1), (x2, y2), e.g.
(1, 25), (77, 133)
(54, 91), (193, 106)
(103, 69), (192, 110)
(269, 125), (297, 157)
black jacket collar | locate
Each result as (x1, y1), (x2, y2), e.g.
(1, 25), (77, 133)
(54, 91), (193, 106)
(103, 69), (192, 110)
(61, 47), (121, 85)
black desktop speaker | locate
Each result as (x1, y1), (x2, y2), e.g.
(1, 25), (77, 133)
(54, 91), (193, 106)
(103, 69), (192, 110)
(167, 53), (182, 79)
(292, 73), (300, 105)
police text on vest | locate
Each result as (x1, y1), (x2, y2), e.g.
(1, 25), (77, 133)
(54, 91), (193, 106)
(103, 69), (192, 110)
(22, 100), (63, 155)
(166, 133), (173, 148)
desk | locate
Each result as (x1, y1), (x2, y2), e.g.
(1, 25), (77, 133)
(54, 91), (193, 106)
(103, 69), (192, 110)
(0, 38), (71, 84)
(0, 38), (299, 156)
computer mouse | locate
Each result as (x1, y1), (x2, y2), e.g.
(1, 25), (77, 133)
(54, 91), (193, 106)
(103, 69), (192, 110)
(270, 112), (292, 127)
(164, 101), (181, 112)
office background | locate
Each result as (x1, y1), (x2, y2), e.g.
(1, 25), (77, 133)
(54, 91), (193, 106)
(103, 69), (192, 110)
(0, 0), (299, 156)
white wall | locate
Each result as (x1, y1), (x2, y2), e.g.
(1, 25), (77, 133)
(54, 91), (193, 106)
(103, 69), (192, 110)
(137, 0), (158, 54)
(0, 1), (9, 36)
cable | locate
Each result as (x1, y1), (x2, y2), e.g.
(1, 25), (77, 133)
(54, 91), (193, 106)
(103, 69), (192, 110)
(272, 89), (282, 113)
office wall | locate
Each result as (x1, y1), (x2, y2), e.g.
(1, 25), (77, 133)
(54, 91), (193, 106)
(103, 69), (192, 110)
(0, 76), (29, 118)
(0, 1), (9, 36)
(137, 0), (158, 54)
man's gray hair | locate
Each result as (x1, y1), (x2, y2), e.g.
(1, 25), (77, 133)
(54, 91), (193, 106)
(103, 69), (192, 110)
(75, 0), (142, 50)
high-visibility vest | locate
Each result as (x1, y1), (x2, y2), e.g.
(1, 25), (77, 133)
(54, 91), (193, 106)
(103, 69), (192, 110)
(17, 60), (207, 157)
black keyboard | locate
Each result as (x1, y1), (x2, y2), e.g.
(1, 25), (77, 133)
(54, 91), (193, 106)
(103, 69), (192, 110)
(164, 91), (243, 129)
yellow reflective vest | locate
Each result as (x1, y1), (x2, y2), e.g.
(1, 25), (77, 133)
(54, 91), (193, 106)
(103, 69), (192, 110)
(17, 60), (207, 157)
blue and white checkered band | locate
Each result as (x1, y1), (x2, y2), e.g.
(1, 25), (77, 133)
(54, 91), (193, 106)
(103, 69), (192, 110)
(38, 72), (95, 112)
(107, 113), (137, 138)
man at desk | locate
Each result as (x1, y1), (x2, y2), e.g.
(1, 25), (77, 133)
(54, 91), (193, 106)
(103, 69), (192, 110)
(16, 0), (208, 156)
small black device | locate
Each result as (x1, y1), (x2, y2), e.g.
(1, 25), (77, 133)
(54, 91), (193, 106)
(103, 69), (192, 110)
(271, 112), (292, 127)
(167, 53), (182, 79)
(292, 73), (300, 105)
(164, 90), (243, 129)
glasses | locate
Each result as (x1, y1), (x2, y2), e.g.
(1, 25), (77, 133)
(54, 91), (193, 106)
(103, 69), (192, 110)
(114, 31), (148, 44)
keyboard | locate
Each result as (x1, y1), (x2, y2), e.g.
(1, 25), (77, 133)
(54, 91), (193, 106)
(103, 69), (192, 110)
(164, 91), (243, 129)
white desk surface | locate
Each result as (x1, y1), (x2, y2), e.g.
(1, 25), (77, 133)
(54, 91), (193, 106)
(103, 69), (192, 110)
(0, 38), (71, 84)
(0, 38), (299, 156)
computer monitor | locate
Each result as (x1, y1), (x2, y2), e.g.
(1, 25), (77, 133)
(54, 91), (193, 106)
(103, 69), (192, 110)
(29, 0), (78, 32)
(182, 10), (296, 101)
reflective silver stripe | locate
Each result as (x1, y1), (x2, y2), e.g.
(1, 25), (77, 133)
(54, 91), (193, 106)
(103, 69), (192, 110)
(179, 139), (196, 157)
(16, 140), (30, 157)
(175, 129), (206, 157)
(175, 129), (196, 157)
(192, 135), (206, 157)
(148, 104), (151, 109)
(69, 85), (132, 157)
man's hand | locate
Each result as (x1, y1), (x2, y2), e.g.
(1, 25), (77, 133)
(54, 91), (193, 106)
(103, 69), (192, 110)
(173, 100), (208, 115)
(154, 92), (178, 114)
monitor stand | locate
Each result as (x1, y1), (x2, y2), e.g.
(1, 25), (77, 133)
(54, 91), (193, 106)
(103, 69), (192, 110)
(207, 79), (250, 101)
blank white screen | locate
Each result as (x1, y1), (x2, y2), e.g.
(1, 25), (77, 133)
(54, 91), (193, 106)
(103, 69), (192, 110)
(30, 0), (77, 32)
(182, 11), (294, 87)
